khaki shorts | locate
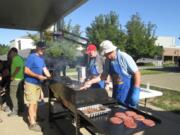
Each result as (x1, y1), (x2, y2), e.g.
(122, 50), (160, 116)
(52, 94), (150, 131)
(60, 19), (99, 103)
(24, 82), (41, 104)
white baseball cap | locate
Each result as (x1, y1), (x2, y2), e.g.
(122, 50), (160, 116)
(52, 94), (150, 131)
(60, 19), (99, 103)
(100, 40), (117, 55)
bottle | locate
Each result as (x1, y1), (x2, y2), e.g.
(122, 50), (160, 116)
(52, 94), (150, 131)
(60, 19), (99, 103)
(146, 82), (150, 90)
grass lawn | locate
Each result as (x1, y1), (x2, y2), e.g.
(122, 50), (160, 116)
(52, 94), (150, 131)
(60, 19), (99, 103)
(142, 85), (180, 115)
(140, 69), (166, 75)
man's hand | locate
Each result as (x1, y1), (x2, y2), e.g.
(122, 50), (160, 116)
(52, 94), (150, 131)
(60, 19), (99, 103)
(38, 75), (47, 81)
(80, 81), (92, 90)
(129, 87), (140, 107)
(10, 77), (14, 81)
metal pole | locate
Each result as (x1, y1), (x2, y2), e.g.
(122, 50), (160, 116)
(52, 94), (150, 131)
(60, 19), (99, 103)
(75, 111), (80, 135)
(40, 31), (44, 41)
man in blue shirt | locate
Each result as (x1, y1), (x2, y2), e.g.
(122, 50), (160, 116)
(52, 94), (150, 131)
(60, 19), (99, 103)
(100, 40), (141, 108)
(24, 41), (51, 132)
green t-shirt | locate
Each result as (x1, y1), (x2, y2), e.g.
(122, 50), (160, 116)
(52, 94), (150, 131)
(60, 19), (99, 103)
(11, 55), (24, 80)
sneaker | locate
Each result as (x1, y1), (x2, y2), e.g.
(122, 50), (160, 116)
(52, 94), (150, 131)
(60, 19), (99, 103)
(29, 123), (41, 132)
(7, 112), (18, 117)
(2, 106), (11, 112)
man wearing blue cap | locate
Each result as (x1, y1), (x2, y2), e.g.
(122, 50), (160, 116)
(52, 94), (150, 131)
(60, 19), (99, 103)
(24, 41), (51, 132)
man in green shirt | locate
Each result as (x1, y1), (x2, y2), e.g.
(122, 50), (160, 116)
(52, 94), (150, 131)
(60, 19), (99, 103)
(8, 47), (24, 116)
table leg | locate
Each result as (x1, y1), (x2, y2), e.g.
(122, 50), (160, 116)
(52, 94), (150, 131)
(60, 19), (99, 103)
(75, 112), (80, 135)
(145, 98), (147, 107)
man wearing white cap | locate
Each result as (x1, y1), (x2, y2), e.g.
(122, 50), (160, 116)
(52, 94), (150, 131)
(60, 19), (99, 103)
(100, 40), (141, 108)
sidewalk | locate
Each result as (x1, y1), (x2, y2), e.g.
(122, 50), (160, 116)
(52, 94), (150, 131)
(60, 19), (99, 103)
(0, 103), (59, 135)
(142, 73), (180, 91)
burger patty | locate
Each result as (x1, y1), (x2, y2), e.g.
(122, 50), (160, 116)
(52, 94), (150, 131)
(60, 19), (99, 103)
(124, 117), (137, 129)
(110, 111), (156, 129)
(109, 117), (123, 124)
(133, 114), (145, 121)
(142, 119), (156, 127)
(125, 111), (137, 117)
(114, 112), (127, 120)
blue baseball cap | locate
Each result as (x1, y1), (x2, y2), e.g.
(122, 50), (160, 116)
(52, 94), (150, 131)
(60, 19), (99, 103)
(36, 41), (46, 49)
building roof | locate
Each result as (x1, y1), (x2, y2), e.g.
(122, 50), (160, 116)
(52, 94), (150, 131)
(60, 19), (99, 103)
(163, 47), (180, 56)
(0, 0), (87, 31)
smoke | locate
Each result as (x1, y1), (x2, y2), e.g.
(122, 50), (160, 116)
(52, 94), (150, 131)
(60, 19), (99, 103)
(45, 56), (68, 76)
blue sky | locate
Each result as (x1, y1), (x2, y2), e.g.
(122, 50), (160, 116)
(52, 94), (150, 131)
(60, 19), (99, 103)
(0, 0), (180, 45)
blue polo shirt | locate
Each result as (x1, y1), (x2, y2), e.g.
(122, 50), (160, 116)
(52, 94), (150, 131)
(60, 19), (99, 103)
(25, 53), (46, 84)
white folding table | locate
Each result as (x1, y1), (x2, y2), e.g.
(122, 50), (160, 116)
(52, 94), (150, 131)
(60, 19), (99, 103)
(139, 88), (163, 107)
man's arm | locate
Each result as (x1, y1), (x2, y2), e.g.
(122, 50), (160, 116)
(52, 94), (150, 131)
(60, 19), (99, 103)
(84, 75), (101, 85)
(24, 67), (47, 81)
(133, 70), (141, 87)
(80, 75), (101, 90)
(121, 52), (141, 87)
(100, 58), (109, 81)
(43, 67), (51, 78)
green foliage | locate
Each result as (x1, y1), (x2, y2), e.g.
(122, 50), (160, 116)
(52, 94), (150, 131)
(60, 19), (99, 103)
(0, 44), (9, 55)
(27, 32), (40, 42)
(46, 40), (78, 61)
(26, 20), (82, 62)
(125, 13), (163, 61)
(86, 11), (126, 50)
(140, 85), (180, 115)
(149, 88), (180, 114)
(65, 20), (81, 36)
(140, 69), (165, 75)
(163, 60), (176, 67)
(45, 20), (82, 61)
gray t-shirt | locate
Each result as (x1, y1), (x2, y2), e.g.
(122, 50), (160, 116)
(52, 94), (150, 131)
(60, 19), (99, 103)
(87, 53), (105, 79)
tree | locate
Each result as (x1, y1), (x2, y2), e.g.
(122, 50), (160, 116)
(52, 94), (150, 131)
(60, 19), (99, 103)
(125, 13), (163, 61)
(27, 20), (82, 59)
(0, 44), (9, 55)
(45, 20), (82, 59)
(86, 11), (126, 50)
(46, 40), (78, 61)
(62, 20), (81, 36)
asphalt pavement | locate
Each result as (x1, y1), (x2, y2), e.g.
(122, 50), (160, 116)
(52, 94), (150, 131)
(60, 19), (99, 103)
(141, 67), (180, 91)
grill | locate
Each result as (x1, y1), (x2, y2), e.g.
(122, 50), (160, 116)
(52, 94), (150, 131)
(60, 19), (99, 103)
(48, 77), (161, 135)
(49, 78), (116, 112)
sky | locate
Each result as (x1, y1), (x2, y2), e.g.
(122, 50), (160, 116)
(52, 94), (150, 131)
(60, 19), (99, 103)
(0, 0), (180, 45)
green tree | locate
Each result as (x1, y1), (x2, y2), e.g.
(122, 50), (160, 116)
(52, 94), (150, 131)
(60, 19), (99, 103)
(86, 11), (126, 50)
(27, 20), (82, 59)
(46, 40), (78, 61)
(0, 44), (9, 55)
(125, 13), (163, 61)
(46, 20), (82, 59)
(62, 20), (81, 36)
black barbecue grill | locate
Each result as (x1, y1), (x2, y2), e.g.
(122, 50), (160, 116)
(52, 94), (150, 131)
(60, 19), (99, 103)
(48, 78), (161, 135)
(49, 79), (117, 112)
